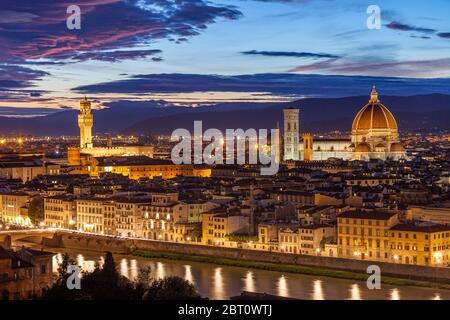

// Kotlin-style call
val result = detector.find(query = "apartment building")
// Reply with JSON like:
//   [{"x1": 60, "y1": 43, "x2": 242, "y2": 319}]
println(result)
[
  {"x1": 76, "y1": 198, "x2": 105, "y2": 233},
  {"x1": 278, "y1": 224, "x2": 335, "y2": 255},
  {"x1": 201, "y1": 211, "x2": 250, "y2": 245},
  {"x1": 337, "y1": 211, "x2": 399, "y2": 261},
  {"x1": 389, "y1": 223, "x2": 450, "y2": 266},
  {"x1": 44, "y1": 195, "x2": 76, "y2": 229},
  {"x1": 103, "y1": 201, "x2": 116, "y2": 235},
  {"x1": 115, "y1": 199, "x2": 149, "y2": 238},
  {"x1": 0, "y1": 192, "x2": 31, "y2": 226}
]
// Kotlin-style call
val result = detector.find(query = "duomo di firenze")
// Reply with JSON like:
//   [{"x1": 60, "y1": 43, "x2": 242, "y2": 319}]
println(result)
[{"x1": 284, "y1": 86, "x2": 406, "y2": 162}]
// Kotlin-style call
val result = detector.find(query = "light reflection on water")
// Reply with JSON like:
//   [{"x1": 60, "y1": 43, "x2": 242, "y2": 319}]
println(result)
[
  {"x1": 156, "y1": 262, "x2": 165, "y2": 279},
  {"x1": 277, "y1": 275, "x2": 289, "y2": 297},
  {"x1": 184, "y1": 265, "x2": 194, "y2": 285},
  {"x1": 390, "y1": 288, "x2": 401, "y2": 300},
  {"x1": 52, "y1": 252, "x2": 450, "y2": 300},
  {"x1": 243, "y1": 271, "x2": 255, "y2": 293},
  {"x1": 213, "y1": 267, "x2": 225, "y2": 300},
  {"x1": 349, "y1": 284, "x2": 361, "y2": 300},
  {"x1": 130, "y1": 260, "x2": 138, "y2": 280},
  {"x1": 312, "y1": 280, "x2": 324, "y2": 300},
  {"x1": 433, "y1": 294, "x2": 441, "y2": 300}
]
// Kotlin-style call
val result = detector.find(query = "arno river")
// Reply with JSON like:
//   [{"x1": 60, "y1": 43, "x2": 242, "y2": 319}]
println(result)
[{"x1": 48, "y1": 248, "x2": 450, "y2": 300}]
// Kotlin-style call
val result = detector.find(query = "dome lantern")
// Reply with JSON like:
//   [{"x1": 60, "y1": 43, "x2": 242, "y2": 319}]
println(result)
[{"x1": 370, "y1": 85, "x2": 379, "y2": 103}]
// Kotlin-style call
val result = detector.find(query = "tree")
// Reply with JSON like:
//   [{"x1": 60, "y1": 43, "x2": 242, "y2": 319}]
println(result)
[
  {"x1": 42, "y1": 253, "x2": 203, "y2": 300},
  {"x1": 28, "y1": 196, "x2": 44, "y2": 225},
  {"x1": 80, "y1": 251, "x2": 140, "y2": 300},
  {"x1": 42, "y1": 253, "x2": 81, "y2": 300},
  {"x1": 137, "y1": 266, "x2": 152, "y2": 290},
  {"x1": 143, "y1": 276, "x2": 203, "y2": 300}
]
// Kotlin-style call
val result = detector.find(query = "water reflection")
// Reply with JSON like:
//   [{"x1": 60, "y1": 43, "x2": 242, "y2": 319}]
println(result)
[
  {"x1": 312, "y1": 280, "x2": 324, "y2": 300},
  {"x1": 213, "y1": 267, "x2": 225, "y2": 300},
  {"x1": 120, "y1": 258, "x2": 128, "y2": 278},
  {"x1": 349, "y1": 284, "x2": 361, "y2": 300},
  {"x1": 52, "y1": 253, "x2": 63, "y2": 273},
  {"x1": 243, "y1": 271, "x2": 255, "y2": 293},
  {"x1": 390, "y1": 288, "x2": 400, "y2": 300},
  {"x1": 77, "y1": 253, "x2": 95, "y2": 272},
  {"x1": 49, "y1": 251, "x2": 450, "y2": 300},
  {"x1": 277, "y1": 275, "x2": 289, "y2": 297},
  {"x1": 156, "y1": 262, "x2": 165, "y2": 279},
  {"x1": 432, "y1": 294, "x2": 441, "y2": 300},
  {"x1": 77, "y1": 254, "x2": 84, "y2": 267},
  {"x1": 99, "y1": 256, "x2": 105, "y2": 268},
  {"x1": 130, "y1": 259, "x2": 138, "y2": 281},
  {"x1": 184, "y1": 265, "x2": 194, "y2": 285}
]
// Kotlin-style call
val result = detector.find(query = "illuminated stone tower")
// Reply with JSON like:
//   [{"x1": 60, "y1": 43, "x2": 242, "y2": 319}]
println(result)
[
  {"x1": 78, "y1": 97, "x2": 93, "y2": 149},
  {"x1": 283, "y1": 108, "x2": 300, "y2": 161},
  {"x1": 303, "y1": 133, "x2": 314, "y2": 161}
]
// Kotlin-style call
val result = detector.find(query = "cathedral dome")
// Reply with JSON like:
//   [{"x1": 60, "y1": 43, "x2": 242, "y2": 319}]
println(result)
[
  {"x1": 390, "y1": 143, "x2": 405, "y2": 152},
  {"x1": 352, "y1": 87, "x2": 398, "y2": 132},
  {"x1": 355, "y1": 143, "x2": 371, "y2": 152}
]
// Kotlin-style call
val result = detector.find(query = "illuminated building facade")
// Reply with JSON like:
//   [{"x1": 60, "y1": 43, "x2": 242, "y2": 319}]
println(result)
[
  {"x1": 68, "y1": 98, "x2": 154, "y2": 166},
  {"x1": 88, "y1": 156, "x2": 211, "y2": 180},
  {"x1": 389, "y1": 223, "x2": 450, "y2": 266},
  {"x1": 293, "y1": 87, "x2": 406, "y2": 161},
  {"x1": 201, "y1": 211, "x2": 250, "y2": 246},
  {"x1": 75, "y1": 199, "x2": 104, "y2": 233},
  {"x1": 337, "y1": 211, "x2": 449, "y2": 266},
  {"x1": 337, "y1": 211, "x2": 399, "y2": 261},
  {"x1": 43, "y1": 195, "x2": 76, "y2": 229},
  {"x1": 351, "y1": 87, "x2": 406, "y2": 161},
  {"x1": 0, "y1": 192, "x2": 31, "y2": 226},
  {"x1": 78, "y1": 97, "x2": 93, "y2": 149},
  {"x1": 283, "y1": 108, "x2": 300, "y2": 161}
]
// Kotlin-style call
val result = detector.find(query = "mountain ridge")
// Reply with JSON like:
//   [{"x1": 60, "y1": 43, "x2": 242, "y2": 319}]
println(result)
[{"x1": 1, "y1": 94, "x2": 449, "y2": 135}]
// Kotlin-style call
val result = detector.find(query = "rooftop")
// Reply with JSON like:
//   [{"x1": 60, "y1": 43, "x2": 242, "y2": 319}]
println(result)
[
  {"x1": 338, "y1": 211, "x2": 398, "y2": 220},
  {"x1": 390, "y1": 222, "x2": 450, "y2": 233}
]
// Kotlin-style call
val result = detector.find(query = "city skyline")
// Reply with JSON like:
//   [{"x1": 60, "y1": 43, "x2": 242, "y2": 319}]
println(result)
[{"x1": 1, "y1": 0, "x2": 450, "y2": 304}]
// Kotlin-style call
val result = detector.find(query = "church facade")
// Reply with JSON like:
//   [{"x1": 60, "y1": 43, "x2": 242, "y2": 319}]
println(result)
[{"x1": 285, "y1": 87, "x2": 406, "y2": 162}]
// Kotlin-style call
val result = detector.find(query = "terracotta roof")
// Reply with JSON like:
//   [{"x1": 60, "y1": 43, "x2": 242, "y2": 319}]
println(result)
[
  {"x1": 352, "y1": 88, "x2": 398, "y2": 132},
  {"x1": 338, "y1": 211, "x2": 397, "y2": 220},
  {"x1": 390, "y1": 223, "x2": 450, "y2": 233}
]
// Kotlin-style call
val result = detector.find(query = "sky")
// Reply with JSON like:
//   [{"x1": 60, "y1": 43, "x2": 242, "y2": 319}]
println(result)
[{"x1": 0, "y1": 0, "x2": 450, "y2": 115}]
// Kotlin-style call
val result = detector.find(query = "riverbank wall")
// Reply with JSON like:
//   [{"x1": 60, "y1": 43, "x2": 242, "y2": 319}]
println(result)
[{"x1": 39, "y1": 231, "x2": 450, "y2": 284}]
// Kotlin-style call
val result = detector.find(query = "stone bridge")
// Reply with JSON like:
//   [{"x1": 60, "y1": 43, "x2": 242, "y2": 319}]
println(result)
[{"x1": 0, "y1": 229, "x2": 57, "y2": 248}]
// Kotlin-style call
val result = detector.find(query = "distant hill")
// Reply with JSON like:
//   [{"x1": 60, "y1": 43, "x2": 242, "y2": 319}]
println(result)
[
  {"x1": 1, "y1": 94, "x2": 449, "y2": 135},
  {"x1": 123, "y1": 94, "x2": 450, "y2": 134}
]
